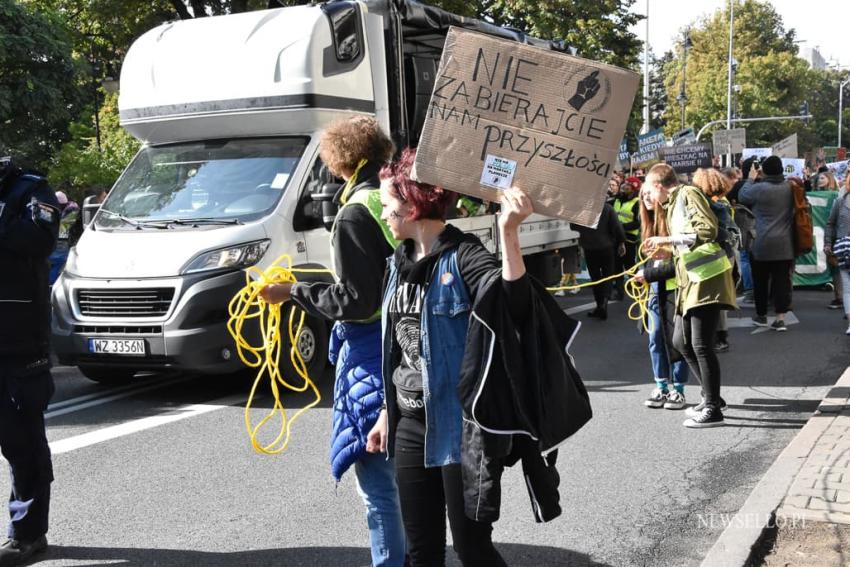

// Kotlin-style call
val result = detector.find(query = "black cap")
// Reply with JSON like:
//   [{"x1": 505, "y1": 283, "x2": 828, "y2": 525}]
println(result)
[{"x1": 761, "y1": 155, "x2": 783, "y2": 176}]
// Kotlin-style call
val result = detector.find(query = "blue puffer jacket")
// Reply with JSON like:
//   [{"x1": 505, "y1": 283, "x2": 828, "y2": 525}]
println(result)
[{"x1": 328, "y1": 320, "x2": 385, "y2": 481}]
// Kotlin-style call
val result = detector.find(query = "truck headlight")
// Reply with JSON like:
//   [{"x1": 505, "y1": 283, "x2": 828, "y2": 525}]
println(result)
[
  {"x1": 182, "y1": 240, "x2": 270, "y2": 274},
  {"x1": 63, "y1": 248, "x2": 79, "y2": 276}
]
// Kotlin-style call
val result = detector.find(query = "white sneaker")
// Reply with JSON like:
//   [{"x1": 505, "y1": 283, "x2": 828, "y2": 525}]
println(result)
[
  {"x1": 569, "y1": 288, "x2": 580, "y2": 295},
  {"x1": 845, "y1": 325, "x2": 850, "y2": 335},
  {"x1": 663, "y1": 390, "x2": 686, "y2": 410},
  {"x1": 554, "y1": 290, "x2": 566, "y2": 297}
]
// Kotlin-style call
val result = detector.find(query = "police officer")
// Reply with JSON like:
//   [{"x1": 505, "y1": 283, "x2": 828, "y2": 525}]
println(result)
[{"x1": 0, "y1": 157, "x2": 59, "y2": 566}]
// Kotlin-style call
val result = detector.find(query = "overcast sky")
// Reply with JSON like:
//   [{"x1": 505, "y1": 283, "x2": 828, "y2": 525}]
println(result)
[{"x1": 627, "y1": 0, "x2": 848, "y2": 69}]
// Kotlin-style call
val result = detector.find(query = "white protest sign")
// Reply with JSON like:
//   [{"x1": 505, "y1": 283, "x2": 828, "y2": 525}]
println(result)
[
  {"x1": 827, "y1": 160, "x2": 849, "y2": 184},
  {"x1": 781, "y1": 158, "x2": 805, "y2": 179},
  {"x1": 741, "y1": 148, "x2": 773, "y2": 161}
]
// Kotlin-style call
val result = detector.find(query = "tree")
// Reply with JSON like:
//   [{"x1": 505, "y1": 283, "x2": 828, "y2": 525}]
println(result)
[
  {"x1": 48, "y1": 92, "x2": 141, "y2": 201},
  {"x1": 0, "y1": 0, "x2": 86, "y2": 169},
  {"x1": 661, "y1": 0, "x2": 815, "y2": 148}
]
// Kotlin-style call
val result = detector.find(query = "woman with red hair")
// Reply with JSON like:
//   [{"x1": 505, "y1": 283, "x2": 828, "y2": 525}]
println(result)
[{"x1": 367, "y1": 147, "x2": 534, "y2": 566}]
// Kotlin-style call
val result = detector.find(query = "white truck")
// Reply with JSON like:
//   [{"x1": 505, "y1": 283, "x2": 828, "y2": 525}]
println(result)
[{"x1": 51, "y1": 0, "x2": 579, "y2": 383}]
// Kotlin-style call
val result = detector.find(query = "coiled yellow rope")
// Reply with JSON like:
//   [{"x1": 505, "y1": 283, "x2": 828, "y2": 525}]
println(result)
[
  {"x1": 227, "y1": 255, "x2": 332, "y2": 455},
  {"x1": 546, "y1": 250, "x2": 659, "y2": 333}
]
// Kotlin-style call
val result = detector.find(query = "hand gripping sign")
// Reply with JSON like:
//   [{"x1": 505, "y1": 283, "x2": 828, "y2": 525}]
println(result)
[{"x1": 412, "y1": 27, "x2": 639, "y2": 227}]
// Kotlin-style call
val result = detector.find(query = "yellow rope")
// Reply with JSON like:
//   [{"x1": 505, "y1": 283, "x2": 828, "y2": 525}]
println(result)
[
  {"x1": 547, "y1": 249, "x2": 666, "y2": 333},
  {"x1": 226, "y1": 255, "x2": 333, "y2": 455}
]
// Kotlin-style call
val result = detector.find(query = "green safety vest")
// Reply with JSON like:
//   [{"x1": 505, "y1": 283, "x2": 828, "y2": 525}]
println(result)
[
  {"x1": 614, "y1": 197, "x2": 640, "y2": 242},
  {"x1": 671, "y1": 186, "x2": 732, "y2": 284},
  {"x1": 330, "y1": 185, "x2": 398, "y2": 324}
]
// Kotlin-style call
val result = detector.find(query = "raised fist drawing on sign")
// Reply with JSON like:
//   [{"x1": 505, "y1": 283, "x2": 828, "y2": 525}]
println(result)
[{"x1": 568, "y1": 70, "x2": 601, "y2": 111}]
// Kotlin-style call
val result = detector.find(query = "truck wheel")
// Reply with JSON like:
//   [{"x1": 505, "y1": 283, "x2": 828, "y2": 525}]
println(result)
[
  {"x1": 278, "y1": 306, "x2": 329, "y2": 381},
  {"x1": 78, "y1": 365, "x2": 137, "y2": 384}
]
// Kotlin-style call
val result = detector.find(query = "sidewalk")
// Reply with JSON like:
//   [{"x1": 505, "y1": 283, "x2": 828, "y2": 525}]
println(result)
[{"x1": 700, "y1": 366, "x2": 850, "y2": 567}]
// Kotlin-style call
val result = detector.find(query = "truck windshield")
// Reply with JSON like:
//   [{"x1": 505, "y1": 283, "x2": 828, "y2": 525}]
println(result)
[{"x1": 95, "y1": 137, "x2": 307, "y2": 229}]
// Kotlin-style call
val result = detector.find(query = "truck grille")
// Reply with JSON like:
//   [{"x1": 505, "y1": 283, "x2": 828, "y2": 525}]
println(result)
[{"x1": 76, "y1": 288, "x2": 175, "y2": 318}]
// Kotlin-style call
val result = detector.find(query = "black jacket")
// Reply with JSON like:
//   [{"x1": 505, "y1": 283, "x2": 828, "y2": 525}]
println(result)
[
  {"x1": 457, "y1": 274, "x2": 592, "y2": 523},
  {"x1": 290, "y1": 163, "x2": 394, "y2": 322},
  {"x1": 570, "y1": 203, "x2": 625, "y2": 251},
  {"x1": 0, "y1": 171, "x2": 59, "y2": 360}
]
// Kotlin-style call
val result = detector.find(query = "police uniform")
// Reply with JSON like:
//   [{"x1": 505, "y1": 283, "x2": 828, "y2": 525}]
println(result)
[{"x1": 0, "y1": 165, "x2": 59, "y2": 556}]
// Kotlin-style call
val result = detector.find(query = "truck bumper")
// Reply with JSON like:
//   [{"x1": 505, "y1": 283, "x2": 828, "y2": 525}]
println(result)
[{"x1": 51, "y1": 270, "x2": 250, "y2": 375}]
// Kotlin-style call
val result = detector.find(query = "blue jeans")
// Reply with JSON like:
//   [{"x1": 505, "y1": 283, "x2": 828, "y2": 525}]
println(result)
[
  {"x1": 739, "y1": 249, "x2": 753, "y2": 291},
  {"x1": 354, "y1": 452, "x2": 407, "y2": 567},
  {"x1": 648, "y1": 284, "x2": 688, "y2": 386}
]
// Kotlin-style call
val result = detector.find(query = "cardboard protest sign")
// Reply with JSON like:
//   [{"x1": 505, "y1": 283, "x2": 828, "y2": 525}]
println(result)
[
  {"x1": 632, "y1": 129, "x2": 666, "y2": 165},
  {"x1": 412, "y1": 27, "x2": 640, "y2": 226},
  {"x1": 712, "y1": 128, "x2": 746, "y2": 155},
  {"x1": 659, "y1": 143, "x2": 713, "y2": 174},
  {"x1": 781, "y1": 158, "x2": 805, "y2": 179},
  {"x1": 771, "y1": 133, "x2": 798, "y2": 159}
]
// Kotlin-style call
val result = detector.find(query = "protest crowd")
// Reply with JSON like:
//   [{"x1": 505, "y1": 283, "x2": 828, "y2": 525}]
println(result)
[{"x1": 2, "y1": 1, "x2": 850, "y2": 565}]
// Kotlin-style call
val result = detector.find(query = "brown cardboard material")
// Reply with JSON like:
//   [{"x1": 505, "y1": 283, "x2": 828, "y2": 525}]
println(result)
[{"x1": 412, "y1": 27, "x2": 640, "y2": 226}]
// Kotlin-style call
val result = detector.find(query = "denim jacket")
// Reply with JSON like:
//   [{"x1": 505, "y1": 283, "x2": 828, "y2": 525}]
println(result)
[{"x1": 382, "y1": 248, "x2": 470, "y2": 467}]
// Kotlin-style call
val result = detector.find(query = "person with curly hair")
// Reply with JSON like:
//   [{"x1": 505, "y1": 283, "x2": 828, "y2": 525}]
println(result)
[
  {"x1": 693, "y1": 168, "x2": 739, "y2": 352},
  {"x1": 260, "y1": 116, "x2": 406, "y2": 567}
]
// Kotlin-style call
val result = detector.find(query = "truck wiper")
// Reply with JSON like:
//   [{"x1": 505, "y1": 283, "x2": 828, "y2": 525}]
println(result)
[
  {"x1": 98, "y1": 209, "x2": 170, "y2": 230},
  {"x1": 145, "y1": 217, "x2": 244, "y2": 227}
]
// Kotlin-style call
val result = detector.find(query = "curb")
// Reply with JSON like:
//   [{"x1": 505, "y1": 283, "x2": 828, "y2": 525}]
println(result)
[{"x1": 699, "y1": 366, "x2": 850, "y2": 567}]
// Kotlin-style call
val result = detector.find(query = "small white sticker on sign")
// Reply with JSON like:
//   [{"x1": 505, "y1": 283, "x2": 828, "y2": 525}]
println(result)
[
  {"x1": 480, "y1": 155, "x2": 517, "y2": 190},
  {"x1": 270, "y1": 173, "x2": 289, "y2": 190}
]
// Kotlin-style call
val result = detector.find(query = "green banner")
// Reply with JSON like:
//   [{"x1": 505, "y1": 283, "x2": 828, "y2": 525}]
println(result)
[{"x1": 794, "y1": 190, "x2": 838, "y2": 287}]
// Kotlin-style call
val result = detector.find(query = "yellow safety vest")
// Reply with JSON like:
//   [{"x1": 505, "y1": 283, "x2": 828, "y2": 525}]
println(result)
[
  {"x1": 614, "y1": 197, "x2": 640, "y2": 242},
  {"x1": 670, "y1": 186, "x2": 732, "y2": 284}
]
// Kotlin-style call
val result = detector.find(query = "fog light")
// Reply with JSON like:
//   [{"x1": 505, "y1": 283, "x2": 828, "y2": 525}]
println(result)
[{"x1": 221, "y1": 347, "x2": 232, "y2": 361}]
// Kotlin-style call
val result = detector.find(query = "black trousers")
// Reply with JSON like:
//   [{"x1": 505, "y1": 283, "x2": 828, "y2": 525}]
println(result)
[
  {"x1": 751, "y1": 259, "x2": 793, "y2": 316},
  {"x1": 673, "y1": 305, "x2": 722, "y2": 408},
  {"x1": 0, "y1": 364, "x2": 54, "y2": 541},
  {"x1": 583, "y1": 247, "x2": 615, "y2": 309},
  {"x1": 613, "y1": 241, "x2": 638, "y2": 292},
  {"x1": 394, "y1": 417, "x2": 506, "y2": 567}
]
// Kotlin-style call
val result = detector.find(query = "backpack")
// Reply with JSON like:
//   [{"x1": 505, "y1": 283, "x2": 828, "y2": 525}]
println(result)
[
  {"x1": 708, "y1": 198, "x2": 740, "y2": 258},
  {"x1": 732, "y1": 203, "x2": 756, "y2": 251},
  {"x1": 790, "y1": 181, "x2": 814, "y2": 257}
]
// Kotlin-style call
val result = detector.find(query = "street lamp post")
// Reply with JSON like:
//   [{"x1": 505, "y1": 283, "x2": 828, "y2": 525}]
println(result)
[
  {"x1": 840, "y1": 78, "x2": 850, "y2": 148},
  {"x1": 678, "y1": 32, "x2": 692, "y2": 130}
]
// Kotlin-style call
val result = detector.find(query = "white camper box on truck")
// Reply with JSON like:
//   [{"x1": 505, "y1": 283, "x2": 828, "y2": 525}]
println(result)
[{"x1": 51, "y1": 0, "x2": 579, "y2": 383}]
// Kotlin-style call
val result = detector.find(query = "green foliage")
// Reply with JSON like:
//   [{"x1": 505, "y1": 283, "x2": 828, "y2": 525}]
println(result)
[
  {"x1": 48, "y1": 93, "x2": 141, "y2": 200},
  {"x1": 659, "y1": 0, "x2": 841, "y2": 151},
  {"x1": 0, "y1": 0, "x2": 86, "y2": 169}
]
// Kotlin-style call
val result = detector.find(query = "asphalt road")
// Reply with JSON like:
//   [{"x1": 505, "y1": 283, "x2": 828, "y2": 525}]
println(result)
[{"x1": 4, "y1": 288, "x2": 847, "y2": 567}]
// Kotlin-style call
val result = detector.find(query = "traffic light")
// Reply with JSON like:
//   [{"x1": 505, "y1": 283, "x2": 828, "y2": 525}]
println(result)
[{"x1": 800, "y1": 100, "x2": 810, "y2": 125}]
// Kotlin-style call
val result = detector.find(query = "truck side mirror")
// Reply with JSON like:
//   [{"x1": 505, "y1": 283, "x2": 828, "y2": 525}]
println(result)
[{"x1": 311, "y1": 182, "x2": 341, "y2": 231}]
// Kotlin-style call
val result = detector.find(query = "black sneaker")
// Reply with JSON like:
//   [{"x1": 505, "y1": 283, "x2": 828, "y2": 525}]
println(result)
[
  {"x1": 686, "y1": 397, "x2": 727, "y2": 417},
  {"x1": 771, "y1": 319, "x2": 787, "y2": 332},
  {"x1": 751, "y1": 315, "x2": 768, "y2": 327},
  {"x1": 683, "y1": 406, "x2": 724, "y2": 428},
  {"x1": 829, "y1": 299, "x2": 843, "y2": 310},
  {"x1": 0, "y1": 536, "x2": 48, "y2": 566},
  {"x1": 587, "y1": 308, "x2": 607, "y2": 320},
  {"x1": 714, "y1": 340, "x2": 730, "y2": 353}
]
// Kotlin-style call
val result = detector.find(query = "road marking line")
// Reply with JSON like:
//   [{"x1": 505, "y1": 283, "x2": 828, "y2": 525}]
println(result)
[
  {"x1": 564, "y1": 300, "x2": 620, "y2": 316},
  {"x1": 49, "y1": 394, "x2": 245, "y2": 455},
  {"x1": 47, "y1": 375, "x2": 191, "y2": 418}
]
